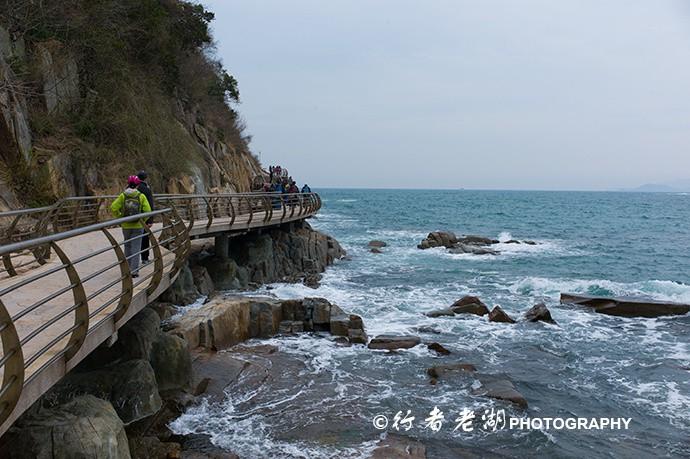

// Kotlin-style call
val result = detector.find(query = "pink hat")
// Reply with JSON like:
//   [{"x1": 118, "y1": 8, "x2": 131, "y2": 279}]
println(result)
[{"x1": 128, "y1": 175, "x2": 141, "y2": 186}]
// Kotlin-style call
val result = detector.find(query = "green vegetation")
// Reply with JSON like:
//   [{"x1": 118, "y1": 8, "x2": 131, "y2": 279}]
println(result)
[{"x1": 0, "y1": 0, "x2": 253, "y2": 203}]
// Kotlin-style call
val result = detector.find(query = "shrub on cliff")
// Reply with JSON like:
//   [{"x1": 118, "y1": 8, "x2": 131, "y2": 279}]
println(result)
[{"x1": 0, "y1": 0, "x2": 257, "y2": 203}]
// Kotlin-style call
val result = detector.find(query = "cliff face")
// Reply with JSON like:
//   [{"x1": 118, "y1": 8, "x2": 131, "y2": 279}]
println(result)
[{"x1": 0, "y1": 1, "x2": 265, "y2": 209}]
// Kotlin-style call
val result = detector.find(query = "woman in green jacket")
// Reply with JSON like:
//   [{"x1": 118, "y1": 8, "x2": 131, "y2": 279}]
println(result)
[{"x1": 110, "y1": 176, "x2": 152, "y2": 277}]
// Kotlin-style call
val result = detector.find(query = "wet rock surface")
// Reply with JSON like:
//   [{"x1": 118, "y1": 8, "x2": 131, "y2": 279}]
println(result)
[
  {"x1": 418, "y1": 231, "x2": 539, "y2": 256},
  {"x1": 473, "y1": 374, "x2": 528, "y2": 408},
  {"x1": 368, "y1": 335, "x2": 422, "y2": 350},
  {"x1": 370, "y1": 434, "x2": 427, "y2": 459},
  {"x1": 524, "y1": 303, "x2": 556, "y2": 324},
  {"x1": 561, "y1": 293, "x2": 690, "y2": 318},
  {"x1": 488, "y1": 306, "x2": 516, "y2": 324}
]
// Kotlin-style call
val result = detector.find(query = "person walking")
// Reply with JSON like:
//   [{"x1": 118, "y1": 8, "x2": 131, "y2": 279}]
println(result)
[
  {"x1": 136, "y1": 170, "x2": 154, "y2": 264},
  {"x1": 110, "y1": 176, "x2": 152, "y2": 278}
]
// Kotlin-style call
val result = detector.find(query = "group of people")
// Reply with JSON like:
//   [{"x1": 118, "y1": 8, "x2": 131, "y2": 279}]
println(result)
[
  {"x1": 110, "y1": 171, "x2": 154, "y2": 278},
  {"x1": 111, "y1": 166, "x2": 313, "y2": 278},
  {"x1": 260, "y1": 165, "x2": 311, "y2": 194}
]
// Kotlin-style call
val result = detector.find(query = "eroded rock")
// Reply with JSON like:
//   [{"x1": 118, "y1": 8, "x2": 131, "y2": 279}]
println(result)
[
  {"x1": 426, "y1": 342, "x2": 452, "y2": 355},
  {"x1": 488, "y1": 306, "x2": 516, "y2": 324},
  {"x1": 3, "y1": 395, "x2": 130, "y2": 459},
  {"x1": 473, "y1": 374, "x2": 528, "y2": 408},
  {"x1": 368, "y1": 335, "x2": 421, "y2": 350},
  {"x1": 524, "y1": 303, "x2": 556, "y2": 324}
]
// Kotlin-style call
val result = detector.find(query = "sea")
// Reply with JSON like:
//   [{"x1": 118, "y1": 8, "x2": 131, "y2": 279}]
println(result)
[{"x1": 170, "y1": 189, "x2": 690, "y2": 458}]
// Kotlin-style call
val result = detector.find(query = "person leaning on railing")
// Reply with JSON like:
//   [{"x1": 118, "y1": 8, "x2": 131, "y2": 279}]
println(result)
[{"x1": 109, "y1": 176, "x2": 152, "y2": 278}]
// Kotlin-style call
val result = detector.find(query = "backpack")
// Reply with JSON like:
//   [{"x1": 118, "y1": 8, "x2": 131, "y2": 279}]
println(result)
[{"x1": 123, "y1": 191, "x2": 142, "y2": 217}]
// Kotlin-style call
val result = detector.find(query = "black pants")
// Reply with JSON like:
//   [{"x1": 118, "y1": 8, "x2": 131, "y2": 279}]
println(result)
[{"x1": 141, "y1": 227, "x2": 150, "y2": 261}]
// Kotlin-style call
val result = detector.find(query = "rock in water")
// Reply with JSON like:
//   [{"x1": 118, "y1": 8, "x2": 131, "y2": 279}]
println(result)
[
  {"x1": 456, "y1": 235, "x2": 499, "y2": 245},
  {"x1": 450, "y1": 296, "x2": 490, "y2": 316},
  {"x1": 370, "y1": 247, "x2": 383, "y2": 254},
  {"x1": 425, "y1": 307, "x2": 456, "y2": 318},
  {"x1": 473, "y1": 374, "x2": 528, "y2": 408},
  {"x1": 426, "y1": 363, "x2": 477, "y2": 382},
  {"x1": 3, "y1": 395, "x2": 130, "y2": 459},
  {"x1": 370, "y1": 434, "x2": 427, "y2": 459},
  {"x1": 426, "y1": 342, "x2": 452, "y2": 355},
  {"x1": 417, "y1": 231, "x2": 458, "y2": 249},
  {"x1": 448, "y1": 244, "x2": 499, "y2": 255},
  {"x1": 524, "y1": 303, "x2": 556, "y2": 324},
  {"x1": 368, "y1": 335, "x2": 421, "y2": 350},
  {"x1": 488, "y1": 306, "x2": 516, "y2": 324},
  {"x1": 368, "y1": 240, "x2": 388, "y2": 248}
]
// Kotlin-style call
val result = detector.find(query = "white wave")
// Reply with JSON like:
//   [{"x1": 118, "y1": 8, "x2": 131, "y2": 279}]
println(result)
[
  {"x1": 498, "y1": 231, "x2": 512, "y2": 242},
  {"x1": 336, "y1": 199, "x2": 358, "y2": 202},
  {"x1": 169, "y1": 295, "x2": 208, "y2": 321},
  {"x1": 508, "y1": 277, "x2": 690, "y2": 303}
]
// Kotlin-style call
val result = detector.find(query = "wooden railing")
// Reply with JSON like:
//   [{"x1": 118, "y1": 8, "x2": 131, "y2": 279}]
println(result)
[{"x1": 0, "y1": 192, "x2": 321, "y2": 434}]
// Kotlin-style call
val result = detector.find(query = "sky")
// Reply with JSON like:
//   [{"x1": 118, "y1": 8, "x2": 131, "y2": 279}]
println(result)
[{"x1": 203, "y1": 0, "x2": 690, "y2": 190}]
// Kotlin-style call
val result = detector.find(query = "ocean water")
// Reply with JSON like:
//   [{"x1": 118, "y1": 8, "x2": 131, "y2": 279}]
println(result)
[{"x1": 171, "y1": 189, "x2": 690, "y2": 458}]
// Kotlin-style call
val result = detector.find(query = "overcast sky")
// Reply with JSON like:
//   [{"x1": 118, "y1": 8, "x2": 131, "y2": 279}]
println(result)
[{"x1": 203, "y1": 0, "x2": 690, "y2": 190}]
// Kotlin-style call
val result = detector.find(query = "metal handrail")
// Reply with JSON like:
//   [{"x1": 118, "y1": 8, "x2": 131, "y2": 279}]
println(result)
[{"x1": 0, "y1": 191, "x2": 321, "y2": 433}]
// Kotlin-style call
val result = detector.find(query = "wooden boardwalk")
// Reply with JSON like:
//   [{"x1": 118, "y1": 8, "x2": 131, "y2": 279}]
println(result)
[{"x1": 0, "y1": 193, "x2": 320, "y2": 435}]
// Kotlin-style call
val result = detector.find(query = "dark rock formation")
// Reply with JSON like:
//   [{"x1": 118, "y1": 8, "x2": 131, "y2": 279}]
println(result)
[
  {"x1": 1, "y1": 395, "x2": 130, "y2": 459},
  {"x1": 368, "y1": 240, "x2": 388, "y2": 248},
  {"x1": 370, "y1": 247, "x2": 383, "y2": 254},
  {"x1": 417, "y1": 231, "x2": 458, "y2": 249},
  {"x1": 427, "y1": 363, "x2": 477, "y2": 383},
  {"x1": 128, "y1": 436, "x2": 181, "y2": 459},
  {"x1": 368, "y1": 335, "x2": 421, "y2": 350},
  {"x1": 196, "y1": 220, "x2": 345, "y2": 292},
  {"x1": 524, "y1": 303, "x2": 556, "y2": 324},
  {"x1": 149, "y1": 333, "x2": 193, "y2": 392},
  {"x1": 370, "y1": 434, "x2": 427, "y2": 459},
  {"x1": 561, "y1": 293, "x2": 690, "y2": 318},
  {"x1": 47, "y1": 359, "x2": 162, "y2": 424},
  {"x1": 426, "y1": 342, "x2": 452, "y2": 355},
  {"x1": 448, "y1": 244, "x2": 499, "y2": 255},
  {"x1": 425, "y1": 307, "x2": 455, "y2": 318},
  {"x1": 488, "y1": 306, "x2": 516, "y2": 324},
  {"x1": 451, "y1": 295, "x2": 490, "y2": 315},
  {"x1": 473, "y1": 374, "x2": 528, "y2": 408}
]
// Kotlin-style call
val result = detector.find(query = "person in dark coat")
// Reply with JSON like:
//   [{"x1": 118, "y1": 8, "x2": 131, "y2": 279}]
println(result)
[{"x1": 136, "y1": 170, "x2": 154, "y2": 264}]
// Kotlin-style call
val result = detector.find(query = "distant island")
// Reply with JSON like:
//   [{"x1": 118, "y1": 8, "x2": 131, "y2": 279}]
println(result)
[{"x1": 619, "y1": 179, "x2": 690, "y2": 193}]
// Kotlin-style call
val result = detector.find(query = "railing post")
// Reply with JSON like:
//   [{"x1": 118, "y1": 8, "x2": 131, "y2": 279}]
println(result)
[
  {"x1": 50, "y1": 242, "x2": 89, "y2": 361},
  {"x1": 0, "y1": 299, "x2": 24, "y2": 426},
  {"x1": 227, "y1": 197, "x2": 236, "y2": 227},
  {"x1": 100, "y1": 228, "x2": 133, "y2": 323}
]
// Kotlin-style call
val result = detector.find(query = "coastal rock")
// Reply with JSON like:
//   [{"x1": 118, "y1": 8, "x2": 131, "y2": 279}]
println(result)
[
  {"x1": 448, "y1": 244, "x2": 499, "y2": 256},
  {"x1": 160, "y1": 263, "x2": 199, "y2": 305},
  {"x1": 425, "y1": 307, "x2": 455, "y2": 318},
  {"x1": 524, "y1": 303, "x2": 556, "y2": 324},
  {"x1": 173, "y1": 297, "x2": 252, "y2": 350},
  {"x1": 128, "y1": 436, "x2": 181, "y2": 459},
  {"x1": 368, "y1": 240, "x2": 388, "y2": 248},
  {"x1": 473, "y1": 374, "x2": 528, "y2": 408},
  {"x1": 368, "y1": 335, "x2": 421, "y2": 350},
  {"x1": 560, "y1": 293, "x2": 690, "y2": 318},
  {"x1": 523, "y1": 240, "x2": 537, "y2": 245},
  {"x1": 176, "y1": 433, "x2": 239, "y2": 459},
  {"x1": 370, "y1": 434, "x2": 427, "y2": 459},
  {"x1": 191, "y1": 265, "x2": 215, "y2": 297},
  {"x1": 451, "y1": 296, "x2": 490, "y2": 316},
  {"x1": 417, "y1": 231, "x2": 458, "y2": 249},
  {"x1": 3, "y1": 395, "x2": 130, "y2": 459},
  {"x1": 348, "y1": 328, "x2": 368, "y2": 344},
  {"x1": 149, "y1": 333, "x2": 193, "y2": 392},
  {"x1": 504, "y1": 239, "x2": 520, "y2": 244},
  {"x1": 427, "y1": 363, "x2": 477, "y2": 382},
  {"x1": 48, "y1": 359, "x2": 162, "y2": 424},
  {"x1": 457, "y1": 235, "x2": 499, "y2": 245},
  {"x1": 370, "y1": 247, "x2": 383, "y2": 254},
  {"x1": 426, "y1": 342, "x2": 452, "y2": 355},
  {"x1": 488, "y1": 306, "x2": 516, "y2": 324}
]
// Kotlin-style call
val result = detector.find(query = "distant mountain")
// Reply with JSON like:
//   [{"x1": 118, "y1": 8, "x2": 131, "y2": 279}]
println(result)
[
  {"x1": 629, "y1": 183, "x2": 678, "y2": 193},
  {"x1": 619, "y1": 180, "x2": 690, "y2": 193}
]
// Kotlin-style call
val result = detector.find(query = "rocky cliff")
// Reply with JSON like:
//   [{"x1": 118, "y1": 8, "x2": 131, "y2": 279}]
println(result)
[{"x1": 0, "y1": 1, "x2": 265, "y2": 209}]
